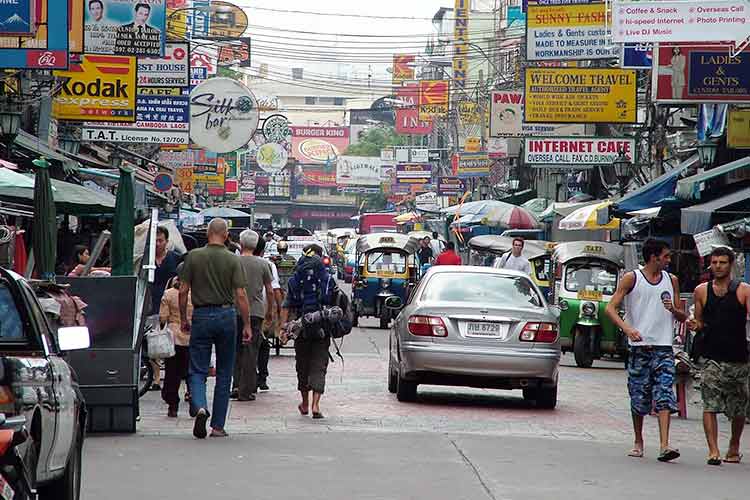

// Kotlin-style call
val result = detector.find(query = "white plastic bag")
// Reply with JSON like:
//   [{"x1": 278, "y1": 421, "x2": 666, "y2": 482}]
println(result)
[{"x1": 147, "y1": 325, "x2": 175, "y2": 359}]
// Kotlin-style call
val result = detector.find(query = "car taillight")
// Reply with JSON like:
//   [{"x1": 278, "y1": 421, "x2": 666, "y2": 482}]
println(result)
[
  {"x1": 408, "y1": 315, "x2": 448, "y2": 337},
  {"x1": 322, "y1": 257, "x2": 331, "y2": 266},
  {"x1": 520, "y1": 322, "x2": 558, "y2": 343}
]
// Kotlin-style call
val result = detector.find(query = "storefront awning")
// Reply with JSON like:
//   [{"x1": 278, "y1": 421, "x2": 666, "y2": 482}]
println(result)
[
  {"x1": 14, "y1": 130, "x2": 77, "y2": 171},
  {"x1": 0, "y1": 175, "x2": 116, "y2": 215},
  {"x1": 616, "y1": 155, "x2": 697, "y2": 213},
  {"x1": 675, "y1": 156, "x2": 750, "y2": 201},
  {"x1": 681, "y1": 185, "x2": 750, "y2": 234}
]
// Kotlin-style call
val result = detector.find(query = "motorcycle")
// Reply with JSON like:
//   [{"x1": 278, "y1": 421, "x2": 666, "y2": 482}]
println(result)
[{"x1": 0, "y1": 412, "x2": 35, "y2": 500}]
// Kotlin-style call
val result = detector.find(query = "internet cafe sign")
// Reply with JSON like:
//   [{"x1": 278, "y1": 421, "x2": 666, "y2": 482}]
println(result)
[
  {"x1": 189, "y1": 77, "x2": 259, "y2": 153},
  {"x1": 524, "y1": 137, "x2": 635, "y2": 165}
]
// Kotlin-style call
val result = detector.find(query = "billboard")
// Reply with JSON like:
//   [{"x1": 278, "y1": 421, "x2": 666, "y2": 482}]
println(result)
[
  {"x1": 395, "y1": 84, "x2": 433, "y2": 135},
  {"x1": 728, "y1": 109, "x2": 750, "y2": 149},
  {"x1": 0, "y1": 0, "x2": 34, "y2": 36},
  {"x1": 396, "y1": 163, "x2": 432, "y2": 180},
  {"x1": 166, "y1": 0, "x2": 188, "y2": 41},
  {"x1": 527, "y1": 2, "x2": 616, "y2": 61},
  {"x1": 490, "y1": 91, "x2": 587, "y2": 136},
  {"x1": 653, "y1": 44, "x2": 750, "y2": 104},
  {"x1": 418, "y1": 80, "x2": 449, "y2": 121},
  {"x1": 438, "y1": 176, "x2": 466, "y2": 196},
  {"x1": 0, "y1": 0, "x2": 68, "y2": 69},
  {"x1": 524, "y1": 137, "x2": 635, "y2": 165},
  {"x1": 336, "y1": 156, "x2": 382, "y2": 186},
  {"x1": 392, "y1": 54, "x2": 415, "y2": 86},
  {"x1": 85, "y1": 0, "x2": 167, "y2": 57},
  {"x1": 191, "y1": 0, "x2": 210, "y2": 37},
  {"x1": 525, "y1": 68, "x2": 637, "y2": 123},
  {"x1": 82, "y1": 87, "x2": 189, "y2": 144},
  {"x1": 175, "y1": 166, "x2": 193, "y2": 193},
  {"x1": 70, "y1": 0, "x2": 84, "y2": 53},
  {"x1": 209, "y1": 1, "x2": 248, "y2": 37},
  {"x1": 137, "y1": 42, "x2": 189, "y2": 87},
  {"x1": 621, "y1": 43, "x2": 653, "y2": 69},
  {"x1": 52, "y1": 55, "x2": 136, "y2": 122},
  {"x1": 453, "y1": 0, "x2": 469, "y2": 91},
  {"x1": 290, "y1": 126, "x2": 350, "y2": 164},
  {"x1": 456, "y1": 153, "x2": 490, "y2": 178}
]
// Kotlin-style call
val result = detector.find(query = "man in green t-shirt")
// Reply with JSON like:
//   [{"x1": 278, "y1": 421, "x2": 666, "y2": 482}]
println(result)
[{"x1": 179, "y1": 218, "x2": 251, "y2": 439}]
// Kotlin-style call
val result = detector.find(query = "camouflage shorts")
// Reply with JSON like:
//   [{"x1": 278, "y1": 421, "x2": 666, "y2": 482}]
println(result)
[
  {"x1": 701, "y1": 361, "x2": 750, "y2": 419},
  {"x1": 627, "y1": 347, "x2": 677, "y2": 416}
]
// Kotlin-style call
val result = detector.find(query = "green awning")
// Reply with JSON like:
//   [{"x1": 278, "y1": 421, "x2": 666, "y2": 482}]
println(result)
[
  {"x1": 675, "y1": 156, "x2": 750, "y2": 201},
  {"x1": 0, "y1": 175, "x2": 116, "y2": 214},
  {"x1": 14, "y1": 130, "x2": 77, "y2": 171}
]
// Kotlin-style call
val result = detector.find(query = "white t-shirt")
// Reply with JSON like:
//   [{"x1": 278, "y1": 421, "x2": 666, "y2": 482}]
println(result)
[
  {"x1": 496, "y1": 253, "x2": 531, "y2": 275},
  {"x1": 262, "y1": 258, "x2": 281, "y2": 308}
]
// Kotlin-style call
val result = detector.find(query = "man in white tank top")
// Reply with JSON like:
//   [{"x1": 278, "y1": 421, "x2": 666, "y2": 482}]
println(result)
[{"x1": 606, "y1": 239, "x2": 687, "y2": 462}]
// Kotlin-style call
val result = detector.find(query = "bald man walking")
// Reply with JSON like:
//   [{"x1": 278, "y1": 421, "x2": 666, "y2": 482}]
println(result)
[{"x1": 179, "y1": 218, "x2": 252, "y2": 438}]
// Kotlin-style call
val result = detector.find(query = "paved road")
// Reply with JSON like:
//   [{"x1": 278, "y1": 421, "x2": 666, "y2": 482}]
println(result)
[{"x1": 83, "y1": 287, "x2": 749, "y2": 498}]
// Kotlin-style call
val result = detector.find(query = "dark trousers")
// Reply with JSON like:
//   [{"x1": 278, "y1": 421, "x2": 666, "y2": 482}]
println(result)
[
  {"x1": 162, "y1": 345, "x2": 190, "y2": 409},
  {"x1": 295, "y1": 336, "x2": 331, "y2": 394},
  {"x1": 258, "y1": 336, "x2": 270, "y2": 385},
  {"x1": 233, "y1": 316, "x2": 263, "y2": 399}
]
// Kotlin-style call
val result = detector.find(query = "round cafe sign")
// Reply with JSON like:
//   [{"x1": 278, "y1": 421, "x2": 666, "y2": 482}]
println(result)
[
  {"x1": 189, "y1": 77, "x2": 259, "y2": 153},
  {"x1": 256, "y1": 142, "x2": 289, "y2": 171},
  {"x1": 262, "y1": 114, "x2": 291, "y2": 144}
]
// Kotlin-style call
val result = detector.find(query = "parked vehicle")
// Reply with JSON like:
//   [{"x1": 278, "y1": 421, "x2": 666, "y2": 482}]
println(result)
[
  {"x1": 388, "y1": 266, "x2": 560, "y2": 408},
  {"x1": 358, "y1": 213, "x2": 398, "y2": 235},
  {"x1": 352, "y1": 233, "x2": 420, "y2": 329},
  {"x1": 0, "y1": 268, "x2": 90, "y2": 500},
  {"x1": 0, "y1": 411, "x2": 34, "y2": 500},
  {"x1": 467, "y1": 235, "x2": 555, "y2": 299},
  {"x1": 342, "y1": 238, "x2": 358, "y2": 283},
  {"x1": 550, "y1": 241, "x2": 627, "y2": 368}
]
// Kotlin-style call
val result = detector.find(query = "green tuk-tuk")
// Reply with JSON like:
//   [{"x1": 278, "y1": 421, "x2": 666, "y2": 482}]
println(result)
[{"x1": 550, "y1": 241, "x2": 626, "y2": 368}]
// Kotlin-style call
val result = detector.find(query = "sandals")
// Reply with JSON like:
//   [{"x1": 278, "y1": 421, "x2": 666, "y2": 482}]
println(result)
[
  {"x1": 298, "y1": 404, "x2": 309, "y2": 416},
  {"x1": 707, "y1": 456, "x2": 722, "y2": 466},
  {"x1": 724, "y1": 454, "x2": 743, "y2": 464},
  {"x1": 312, "y1": 411, "x2": 324, "y2": 419},
  {"x1": 210, "y1": 428, "x2": 229, "y2": 438},
  {"x1": 657, "y1": 448, "x2": 680, "y2": 463},
  {"x1": 627, "y1": 448, "x2": 644, "y2": 458}
]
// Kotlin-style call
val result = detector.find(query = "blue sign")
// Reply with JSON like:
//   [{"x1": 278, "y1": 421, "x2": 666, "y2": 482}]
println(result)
[
  {"x1": 0, "y1": 0, "x2": 33, "y2": 35},
  {"x1": 0, "y1": 1, "x2": 68, "y2": 69},
  {"x1": 154, "y1": 173, "x2": 173, "y2": 193},
  {"x1": 191, "y1": 0, "x2": 210, "y2": 38},
  {"x1": 621, "y1": 43, "x2": 653, "y2": 69},
  {"x1": 136, "y1": 93, "x2": 189, "y2": 124},
  {"x1": 688, "y1": 50, "x2": 750, "y2": 99}
]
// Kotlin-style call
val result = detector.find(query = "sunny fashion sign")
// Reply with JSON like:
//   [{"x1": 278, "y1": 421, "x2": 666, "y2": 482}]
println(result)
[{"x1": 290, "y1": 126, "x2": 350, "y2": 164}]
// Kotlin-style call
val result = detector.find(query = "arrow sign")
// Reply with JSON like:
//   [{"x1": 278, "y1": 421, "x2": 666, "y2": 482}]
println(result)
[{"x1": 613, "y1": 0, "x2": 750, "y2": 54}]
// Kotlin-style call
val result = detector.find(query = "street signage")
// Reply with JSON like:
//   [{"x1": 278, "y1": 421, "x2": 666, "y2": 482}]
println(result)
[
  {"x1": 612, "y1": 0, "x2": 750, "y2": 54},
  {"x1": 652, "y1": 44, "x2": 750, "y2": 103},
  {"x1": 490, "y1": 91, "x2": 588, "y2": 136},
  {"x1": 395, "y1": 84, "x2": 433, "y2": 135},
  {"x1": 453, "y1": 0, "x2": 469, "y2": 91},
  {"x1": 153, "y1": 173, "x2": 173, "y2": 192},
  {"x1": 728, "y1": 108, "x2": 750, "y2": 148},
  {"x1": 621, "y1": 43, "x2": 653, "y2": 69},
  {"x1": 85, "y1": 0, "x2": 167, "y2": 57},
  {"x1": 524, "y1": 68, "x2": 637, "y2": 123},
  {"x1": 208, "y1": 1, "x2": 248, "y2": 37},
  {"x1": 175, "y1": 167, "x2": 194, "y2": 193},
  {"x1": 255, "y1": 143, "x2": 288, "y2": 171},
  {"x1": 526, "y1": 2, "x2": 618, "y2": 61},
  {"x1": 392, "y1": 54, "x2": 415, "y2": 86},
  {"x1": 262, "y1": 114, "x2": 291, "y2": 144},
  {"x1": 337, "y1": 156, "x2": 382, "y2": 186},
  {"x1": 290, "y1": 126, "x2": 350, "y2": 164},
  {"x1": 138, "y1": 42, "x2": 190, "y2": 87},
  {"x1": 438, "y1": 176, "x2": 466, "y2": 196},
  {"x1": 0, "y1": 0, "x2": 35, "y2": 36},
  {"x1": 693, "y1": 228, "x2": 731, "y2": 257},
  {"x1": 456, "y1": 153, "x2": 490, "y2": 178},
  {"x1": 0, "y1": 0, "x2": 69, "y2": 69},
  {"x1": 410, "y1": 149, "x2": 429, "y2": 163},
  {"x1": 396, "y1": 163, "x2": 432, "y2": 179},
  {"x1": 524, "y1": 137, "x2": 636, "y2": 165},
  {"x1": 418, "y1": 80, "x2": 450, "y2": 121}
]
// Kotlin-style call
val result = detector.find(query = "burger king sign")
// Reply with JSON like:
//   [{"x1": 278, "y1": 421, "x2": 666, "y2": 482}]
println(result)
[{"x1": 290, "y1": 126, "x2": 350, "y2": 164}]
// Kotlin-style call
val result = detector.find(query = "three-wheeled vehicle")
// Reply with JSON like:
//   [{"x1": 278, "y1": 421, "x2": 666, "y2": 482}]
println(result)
[
  {"x1": 352, "y1": 233, "x2": 420, "y2": 329},
  {"x1": 550, "y1": 241, "x2": 626, "y2": 368},
  {"x1": 467, "y1": 235, "x2": 555, "y2": 299}
]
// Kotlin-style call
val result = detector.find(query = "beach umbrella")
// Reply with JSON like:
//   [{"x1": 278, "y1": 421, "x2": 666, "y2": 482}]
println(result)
[
  {"x1": 198, "y1": 206, "x2": 249, "y2": 218},
  {"x1": 110, "y1": 166, "x2": 135, "y2": 276},
  {"x1": 481, "y1": 203, "x2": 540, "y2": 229},
  {"x1": 0, "y1": 167, "x2": 35, "y2": 189},
  {"x1": 32, "y1": 158, "x2": 56, "y2": 280},
  {"x1": 558, "y1": 200, "x2": 620, "y2": 231}
]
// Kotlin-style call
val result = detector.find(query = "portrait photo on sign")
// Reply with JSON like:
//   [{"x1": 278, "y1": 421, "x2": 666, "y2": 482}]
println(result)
[{"x1": 85, "y1": 0, "x2": 166, "y2": 57}]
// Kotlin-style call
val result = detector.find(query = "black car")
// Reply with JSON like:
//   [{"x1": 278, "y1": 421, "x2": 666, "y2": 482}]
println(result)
[{"x1": 0, "y1": 268, "x2": 89, "y2": 500}]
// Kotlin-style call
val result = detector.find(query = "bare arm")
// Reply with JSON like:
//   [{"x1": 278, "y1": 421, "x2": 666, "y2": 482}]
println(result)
[
  {"x1": 235, "y1": 288, "x2": 253, "y2": 343},
  {"x1": 689, "y1": 284, "x2": 707, "y2": 331},
  {"x1": 665, "y1": 275, "x2": 688, "y2": 323},
  {"x1": 605, "y1": 271, "x2": 642, "y2": 342},
  {"x1": 264, "y1": 282, "x2": 274, "y2": 320},
  {"x1": 178, "y1": 281, "x2": 191, "y2": 332}
]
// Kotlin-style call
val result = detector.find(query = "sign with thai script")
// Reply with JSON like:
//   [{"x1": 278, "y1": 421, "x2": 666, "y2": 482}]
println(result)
[
  {"x1": 396, "y1": 163, "x2": 432, "y2": 179},
  {"x1": 527, "y1": 2, "x2": 617, "y2": 61},
  {"x1": 524, "y1": 137, "x2": 635, "y2": 164},
  {"x1": 524, "y1": 68, "x2": 637, "y2": 123},
  {"x1": 653, "y1": 44, "x2": 750, "y2": 103},
  {"x1": 456, "y1": 153, "x2": 490, "y2": 178},
  {"x1": 438, "y1": 176, "x2": 466, "y2": 196}
]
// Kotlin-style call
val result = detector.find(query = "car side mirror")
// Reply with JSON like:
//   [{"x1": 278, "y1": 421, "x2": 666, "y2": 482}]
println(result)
[
  {"x1": 58, "y1": 326, "x2": 91, "y2": 351},
  {"x1": 384, "y1": 296, "x2": 403, "y2": 310}
]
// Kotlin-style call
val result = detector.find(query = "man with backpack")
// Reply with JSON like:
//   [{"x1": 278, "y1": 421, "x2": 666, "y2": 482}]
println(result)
[
  {"x1": 280, "y1": 243, "x2": 351, "y2": 419},
  {"x1": 494, "y1": 237, "x2": 531, "y2": 275}
]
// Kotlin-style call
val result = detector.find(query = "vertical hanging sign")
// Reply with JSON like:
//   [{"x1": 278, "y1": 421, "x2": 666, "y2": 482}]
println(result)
[{"x1": 453, "y1": 0, "x2": 469, "y2": 96}]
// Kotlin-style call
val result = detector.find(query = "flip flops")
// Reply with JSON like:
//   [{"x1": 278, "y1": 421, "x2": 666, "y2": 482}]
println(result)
[
  {"x1": 724, "y1": 454, "x2": 743, "y2": 464},
  {"x1": 657, "y1": 448, "x2": 680, "y2": 462},
  {"x1": 298, "y1": 404, "x2": 309, "y2": 416},
  {"x1": 707, "y1": 456, "x2": 722, "y2": 466},
  {"x1": 627, "y1": 448, "x2": 644, "y2": 458}
]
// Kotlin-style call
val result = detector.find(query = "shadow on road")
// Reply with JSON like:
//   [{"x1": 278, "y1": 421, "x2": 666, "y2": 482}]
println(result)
[{"x1": 410, "y1": 388, "x2": 536, "y2": 410}]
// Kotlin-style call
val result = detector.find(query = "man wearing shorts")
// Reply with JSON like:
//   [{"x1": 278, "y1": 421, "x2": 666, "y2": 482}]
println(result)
[
  {"x1": 690, "y1": 246, "x2": 750, "y2": 465},
  {"x1": 606, "y1": 239, "x2": 687, "y2": 461}
]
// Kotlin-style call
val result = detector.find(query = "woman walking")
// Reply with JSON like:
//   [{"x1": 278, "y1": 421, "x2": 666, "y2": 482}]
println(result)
[{"x1": 160, "y1": 271, "x2": 193, "y2": 417}]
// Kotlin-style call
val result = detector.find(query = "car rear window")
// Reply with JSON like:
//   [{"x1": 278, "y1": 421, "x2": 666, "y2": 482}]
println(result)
[
  {"x1": 421, "y1": 272, "x2": 543, "y2": 308},
  {"x1": 0, "y1": 284, "x2": 25, "y2": 340}
]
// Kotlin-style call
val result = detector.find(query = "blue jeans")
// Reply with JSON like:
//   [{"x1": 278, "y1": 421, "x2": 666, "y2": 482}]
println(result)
[{"x1": 189, "y1": 306, "x2": 237, "y2": 430}]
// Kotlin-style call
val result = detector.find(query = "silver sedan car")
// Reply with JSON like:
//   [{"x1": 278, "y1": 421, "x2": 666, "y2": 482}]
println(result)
[{"x1": 388, "y1": 266, "x2": 561, "y2": 408}]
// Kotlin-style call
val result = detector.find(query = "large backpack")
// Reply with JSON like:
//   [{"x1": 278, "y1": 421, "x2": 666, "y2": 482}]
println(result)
[
  {"x1": 327, "y1": 287, "x2": 353, "y2": 339},
  {"x1": 287, "y1": 255, "x2": 334, "y2": 314}
]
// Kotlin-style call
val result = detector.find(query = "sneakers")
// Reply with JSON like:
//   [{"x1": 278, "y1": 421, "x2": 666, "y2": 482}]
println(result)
[
  {"x1": 193, "y1": 408, "x2": 209, "y2": 439},
  {"x1": 258, "y1": 382, "x2": 269, "y2": 391}
]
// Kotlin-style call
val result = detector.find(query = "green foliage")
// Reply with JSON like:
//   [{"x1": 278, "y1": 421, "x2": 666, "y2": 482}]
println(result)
[
  {"x1": 344, "y1": 127, "x2": 407, "y2": 157},
  {"x1": 361, "y1": 191, "x2": 388, "y2": 212}
]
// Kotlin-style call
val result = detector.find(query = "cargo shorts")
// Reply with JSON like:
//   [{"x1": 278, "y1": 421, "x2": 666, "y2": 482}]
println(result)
[
  {"x1": 701, "y1": 360, "x2": 750, "y2": 419},
  {"x1": 627, "y1": 346, "x2": 678, "y2": 416}
]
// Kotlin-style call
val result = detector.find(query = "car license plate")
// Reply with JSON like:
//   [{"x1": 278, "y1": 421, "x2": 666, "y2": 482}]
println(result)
[
  {"x1": 578, "y1": 290, "x2": 603, "y2": 301},
  {"x1": 0, "y1": 475, "x2": 14, "y2": 500},
  {"x1": 466, "y1": 322, "x2": 505, "y2": 338}
]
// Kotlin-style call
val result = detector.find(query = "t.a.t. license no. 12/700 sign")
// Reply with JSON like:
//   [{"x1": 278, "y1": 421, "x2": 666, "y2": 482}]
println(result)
[{"x1": 189, "y1": 77, "x2": 259, "y2": 153}]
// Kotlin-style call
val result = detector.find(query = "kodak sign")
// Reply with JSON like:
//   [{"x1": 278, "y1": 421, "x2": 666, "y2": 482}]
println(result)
[
  {"x1": 392, "y1": 54, "x2": 415, "y2": 86},
  {"x1": 53, "y1": 55, "x2": 137, "y2": 122},
  {"x1": 418, "y1": 80, "x2": 449, "y2": 122}
]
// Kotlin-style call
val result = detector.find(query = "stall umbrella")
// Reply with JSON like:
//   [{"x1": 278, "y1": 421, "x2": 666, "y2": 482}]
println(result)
[
  {"x1": 32, "y1": 157, "x2": 56, "y2": 280},
  {"x1": 111, "y1": 165, "x2": 135, "y2": 276}
]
